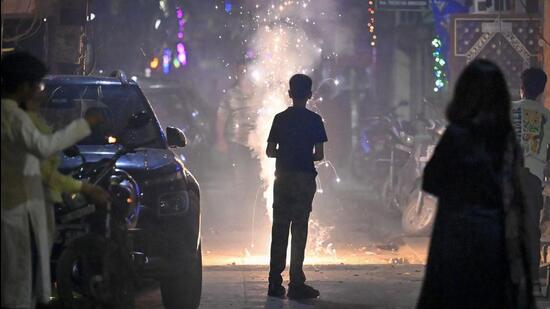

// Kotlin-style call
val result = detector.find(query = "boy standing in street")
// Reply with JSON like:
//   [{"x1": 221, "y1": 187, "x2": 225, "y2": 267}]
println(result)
[
  {"x1": 266, "y1": 74, "x2": 328, "y2": 299},
  {"x1": 512, "y1": 67, "x2": 549, "y2": 295}
]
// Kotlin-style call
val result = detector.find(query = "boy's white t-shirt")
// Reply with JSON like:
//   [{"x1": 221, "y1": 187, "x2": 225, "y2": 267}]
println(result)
[{"x1": 511, "y1": 98, "x2": 550, "y2": 181}]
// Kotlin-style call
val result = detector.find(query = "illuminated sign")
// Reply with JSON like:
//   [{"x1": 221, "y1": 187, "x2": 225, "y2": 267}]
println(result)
[{"x1": 376, "y1": 0, "x2": 429, "y2": 11}]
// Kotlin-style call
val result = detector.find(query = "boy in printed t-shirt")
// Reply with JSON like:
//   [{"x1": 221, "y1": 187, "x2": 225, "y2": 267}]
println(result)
[{"x1": 512, "y1": 67, "x2": 549, "y2": 294}]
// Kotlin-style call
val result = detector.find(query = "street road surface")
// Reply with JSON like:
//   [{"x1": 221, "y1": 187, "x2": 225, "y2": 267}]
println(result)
[{"x1": 136, "y1": 264, "x2": 424, "y2": 309}]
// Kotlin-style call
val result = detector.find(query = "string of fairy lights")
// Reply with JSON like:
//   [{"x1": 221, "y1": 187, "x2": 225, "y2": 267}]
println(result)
[
  {"x1": 149, "y1": 2, "x2": 189, "y2": 75},
  {"x1": 431, "y1": 37, "x2": 447, "y2": 92},
  {"x1": 367, "y1": 0, "x2": 376, "y2": 47}
]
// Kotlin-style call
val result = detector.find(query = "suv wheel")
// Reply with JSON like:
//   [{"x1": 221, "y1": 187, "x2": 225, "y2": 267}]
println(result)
[{"x1": 160, "y1": 243, "x2": 202, "y2": 309}]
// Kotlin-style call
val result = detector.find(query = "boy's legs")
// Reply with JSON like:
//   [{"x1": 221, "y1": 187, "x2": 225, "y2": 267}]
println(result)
[
  {"x1": 269, "y1": 177, "x2": 292, "y2": 287},
  {"x1": 268, "y1": 210, "x2": 291, "y2": 286},
  {"x1": 286, "y1": 173, "x2": 319, "y2": 299},
  {"x1": 289, "y1": 211, "x2": 310, "y2": 286},
  {"x1": 268, "y1": 172, "x2": 319, "y2": 298}
]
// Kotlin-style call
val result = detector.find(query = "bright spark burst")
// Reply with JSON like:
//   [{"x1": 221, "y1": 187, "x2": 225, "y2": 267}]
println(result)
[{"x1": 241, "y1": 0, "x2": 337, "y2": 261}]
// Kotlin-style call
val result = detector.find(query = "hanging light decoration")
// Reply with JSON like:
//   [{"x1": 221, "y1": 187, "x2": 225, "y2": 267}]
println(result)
[
  {"x1": 150, "y1": 57, "x2": 160, "y2": 69},
  {"x1": 367, "y1": 0, "x2": 376, "y2": 47},
  {"x1": 175, "y1": 6, "x2": 188, "y2": 68},
  {"x1": 162, "y1": 48, "x2": 171, "y2": 74},
  {"x1": 177, "y1": 43, "x2": 187, "y2": 65},
  {"x1": 432, "y1": 37, "x2": 447, "y2": 92},
  {"x1": 224, "y1": 0, "x2": 232, "y2": 14},
  {"x1": 159, "y1": 0, "x2": 169, "y2": 17}
]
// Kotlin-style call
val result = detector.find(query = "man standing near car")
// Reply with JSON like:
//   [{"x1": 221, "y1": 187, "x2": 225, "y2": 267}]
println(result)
[
  {"x1": 266, "y1": 74, "x2": 327, "y2": 299},
  {"x1": 512, "y1": 67, "x2": 550, "y2": 295},
  {"x1": 1, "y1": 51, "x2": 103, "y2": 309}
]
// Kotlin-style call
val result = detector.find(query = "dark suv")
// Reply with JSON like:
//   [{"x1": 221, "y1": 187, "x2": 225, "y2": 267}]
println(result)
[{"x1": 41, "y1": 73, "x2": 202, "y2": 308}]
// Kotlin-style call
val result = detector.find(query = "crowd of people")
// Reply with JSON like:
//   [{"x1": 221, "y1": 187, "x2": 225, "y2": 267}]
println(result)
[{"x1": 1, "y1": 49, "x2": 549, "y2": 308}]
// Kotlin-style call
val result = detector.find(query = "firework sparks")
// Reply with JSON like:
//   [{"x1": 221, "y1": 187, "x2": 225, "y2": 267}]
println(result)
[{"x1": 241, "y1": 0, "x2": 339, "y2": 262}]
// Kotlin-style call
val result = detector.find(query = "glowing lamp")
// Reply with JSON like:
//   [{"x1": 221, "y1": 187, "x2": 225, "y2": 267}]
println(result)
[
  {"x1": 162, "y1": 48, "x2": 171, "y2": 75},
  {"x1": 176, "y1": 43, "x2": 187, "y2": 65},
  {"x1": 150, "y1": 57, "x2": 159, "y2": 69},
  {"x1": 225, "y1": 1, "x2": 232, "y2": 13},
  {"x1": 173, "y1": 58, "x2": 181, "y2": 68},
  {"x1": 177, "y1": 43, "x2": 185, "y2": 53},
  {"x1": 108, "y1": 136, "x2": 117, "y2": 144},
  {"x1": 178, "y1": 53, "x2": 187, "y2": 65}
]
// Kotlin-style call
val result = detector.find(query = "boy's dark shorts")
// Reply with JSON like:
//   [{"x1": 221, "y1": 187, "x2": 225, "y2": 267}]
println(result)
[{"x1": 273, "y1": 171, "x2": 317, "y2": 217}]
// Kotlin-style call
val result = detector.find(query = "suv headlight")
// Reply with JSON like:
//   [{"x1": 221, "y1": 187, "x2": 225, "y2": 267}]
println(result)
[{"x1": 158, "y1": 191, "x2": 189, "y2": 216}]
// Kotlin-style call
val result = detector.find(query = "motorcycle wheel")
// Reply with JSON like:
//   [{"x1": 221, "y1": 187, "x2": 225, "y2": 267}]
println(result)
[
  {"x1": 56, "y1": 236, "x2": 135, "y2": 309},
  {"x1": 160, "y1": 243, "x2": 202, "y2": 309},
  {"x1": 401, "y1": 189, "x2": 437, "y2": 236}
]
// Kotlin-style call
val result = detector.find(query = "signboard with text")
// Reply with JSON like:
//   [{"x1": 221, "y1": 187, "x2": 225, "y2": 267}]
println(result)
[{"x1": 376, "y1": 0, "x2": 430, "y2": 11}]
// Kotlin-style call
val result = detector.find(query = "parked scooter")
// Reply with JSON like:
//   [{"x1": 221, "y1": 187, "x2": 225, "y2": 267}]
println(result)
[{"x1": 350, "y1": 107, "x2": 415, "y2": 193}]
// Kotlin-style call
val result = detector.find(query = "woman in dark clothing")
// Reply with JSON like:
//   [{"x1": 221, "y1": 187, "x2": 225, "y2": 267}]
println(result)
[{"x1": 417, "y1": 59, "x2": 535, "y2": 309}]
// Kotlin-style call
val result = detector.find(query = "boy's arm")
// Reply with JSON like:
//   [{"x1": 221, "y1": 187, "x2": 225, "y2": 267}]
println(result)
[
  {"x1": 266, "y1": 115, "x2": 279, "y2": 158},
  {"x1": 266, "y1": 142, "x2": 278, "y2": 158},
  {"x1": 13, "y1": 109, "x2": 91, "y2": 159},
  {"x1": 313, "y1": 143, "x2": 324, "y2": 161},
  {"x1": 313, "y1": 115, "x2": 328, "y2": 161}
]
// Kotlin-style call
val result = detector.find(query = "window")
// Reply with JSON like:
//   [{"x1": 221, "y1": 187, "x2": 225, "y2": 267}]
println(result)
[{"x1": 40, "y1": 83, "x2": 164, "y2": 148}]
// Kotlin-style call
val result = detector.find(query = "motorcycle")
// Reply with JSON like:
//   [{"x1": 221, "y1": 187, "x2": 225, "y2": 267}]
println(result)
[
  {"x1": 382, "y1": 117, "x2": 445, "y2": 236},
  {"x1": 53, "y1": 111, "x2": 152, "y2": 308},
  {"x1": 351, "y1": 109, "x2": 416, "y2": 194}
]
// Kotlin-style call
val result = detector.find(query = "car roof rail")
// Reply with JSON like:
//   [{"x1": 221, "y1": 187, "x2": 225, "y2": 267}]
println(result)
[{"x1": 110, "y1": 70, "x2": 129, "y2": 85}]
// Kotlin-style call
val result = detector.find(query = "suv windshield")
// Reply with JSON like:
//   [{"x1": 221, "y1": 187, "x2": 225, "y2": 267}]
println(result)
[{"x1": 40, "y1": 83, "x2": 165, "y2": 148}]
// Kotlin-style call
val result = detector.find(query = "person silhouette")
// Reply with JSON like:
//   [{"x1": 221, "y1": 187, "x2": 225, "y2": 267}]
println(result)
[
  {"x1": 512, "y1": 67, "x2": 549, "y2": 295},
  {"x1": 417, "y1": 59, "x2": 535, "y2": 308},
  {"x1": 266, "y1": 74, "x2": 327, "y2": 299}
]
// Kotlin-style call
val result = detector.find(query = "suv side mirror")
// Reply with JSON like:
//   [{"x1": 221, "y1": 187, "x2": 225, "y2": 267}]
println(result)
[{"x1": 166, "y1": 127, "x2": 187, "y2": 148}]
